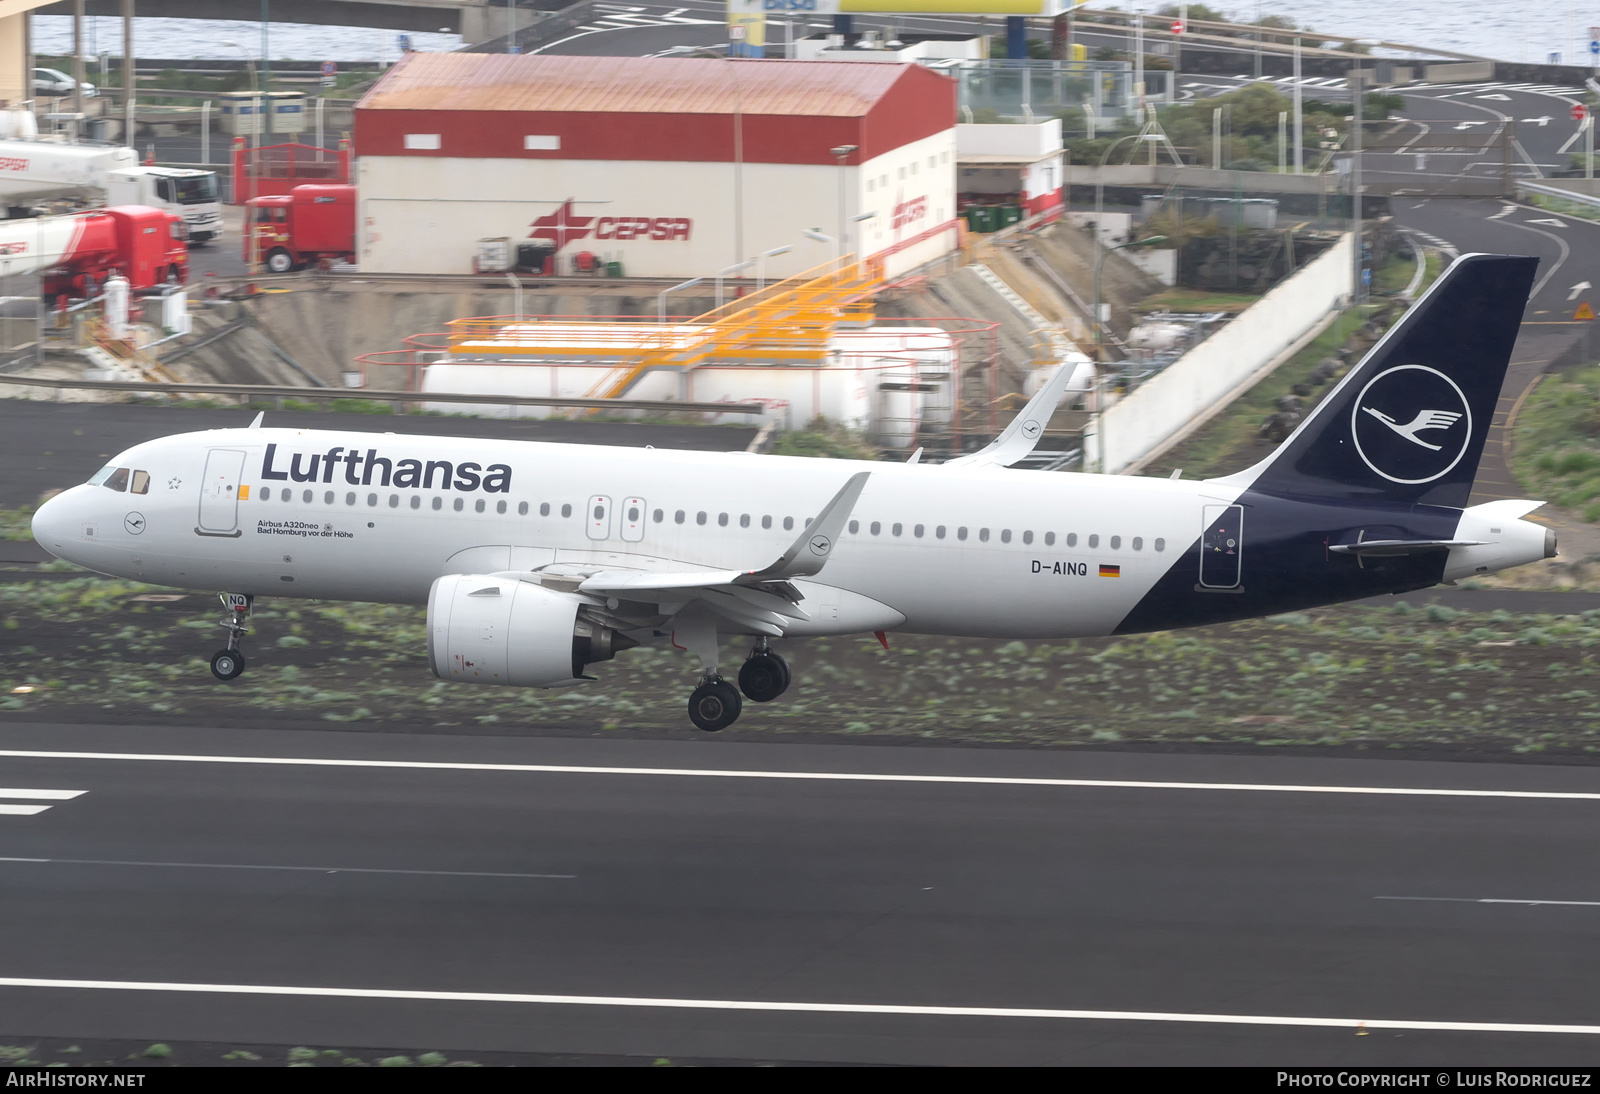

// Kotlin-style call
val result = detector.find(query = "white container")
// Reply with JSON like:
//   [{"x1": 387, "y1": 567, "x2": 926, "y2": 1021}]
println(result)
[
  {"x1": 473, "y1": 237, "x2": 511, "y2": 273},
  {"x1": 422, "y1": 324, "x2": 958, "y2": 444},
  {"x1": 103, "y1": 275, "x2": 129, "y2": 338}
]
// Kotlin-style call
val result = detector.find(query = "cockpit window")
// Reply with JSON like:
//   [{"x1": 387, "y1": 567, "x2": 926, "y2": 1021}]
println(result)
[
  {"x1": 88, "y1": 465, "x2": 114, "y2": 486},
  {"x1": 102, "y1": 467, "x2": 130, "y2": 492},
  {"x1": 130, "y1": 470, "x2": 150, "y2": 495}
]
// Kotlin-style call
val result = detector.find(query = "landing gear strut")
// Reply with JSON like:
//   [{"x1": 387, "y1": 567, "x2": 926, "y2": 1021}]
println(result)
[
  {"x1": 687, "y1": 675, "x2": 742, "y2": 732},
  {"x1": 209, "y1": 592, "x2": 251, "y2": 681},
  {"x1": 738, "y1": 642, "x2": 790, "y2": 703}
]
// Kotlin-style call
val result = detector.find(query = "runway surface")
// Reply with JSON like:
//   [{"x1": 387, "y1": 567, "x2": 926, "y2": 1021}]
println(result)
[{"x1": 3, "y1": 722, "x2": 1600, "y2": 1064}]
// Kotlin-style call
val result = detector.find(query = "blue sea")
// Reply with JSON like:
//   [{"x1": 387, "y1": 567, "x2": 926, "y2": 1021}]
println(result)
[{"x1": 27, "y1": 2, "x2": 1585, "y2": 66}]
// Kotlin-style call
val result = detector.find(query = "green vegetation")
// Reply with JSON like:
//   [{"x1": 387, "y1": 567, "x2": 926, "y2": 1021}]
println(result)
[
  {"x1": 1512, "y1": 365, "x2": 1600, "y2": 521},
  {"x1": 1132, "y1": 287, "x2": 1261, "y2": 315},
  {"x1": 0, "y1": 506, "x2": 36, "y2": 541},
  {"x1": 1527, "y1": 191, "x2": 1600, "y2": 225},
  {"x1": 769, "y1": 417, "x2": 883, "y2": 460},
  {"x1": 0, "y1": 573, "x2": 1596, "y2": 754},
  {"x1": 1068, "y1": 83, "x2": 1400, "y2": 168}
]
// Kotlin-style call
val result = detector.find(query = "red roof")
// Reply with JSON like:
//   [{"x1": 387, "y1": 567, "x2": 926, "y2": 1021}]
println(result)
[
  {"x1": 354, "y1": 54, "x2": 954, "y2": 166},
  {"x1": 361, "y1": 53, "x2": 925, "y2": 117}
]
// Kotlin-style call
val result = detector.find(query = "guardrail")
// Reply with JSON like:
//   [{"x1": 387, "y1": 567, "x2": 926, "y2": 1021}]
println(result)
[
  {"x1": 1516, "y1": 180, "x2": 1600, "y2": 209},
  {"x1": 0, "y1": 374, "x2": 767, "y2": 417}
]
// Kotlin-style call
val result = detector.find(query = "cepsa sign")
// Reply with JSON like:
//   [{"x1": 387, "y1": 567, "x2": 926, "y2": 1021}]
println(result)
[
  {"x1": 892, "y1": 196, "x2": 928, "y2": 230},
  {"x1": 595, "y1": 216, "x2": 692, "y2": 241}
]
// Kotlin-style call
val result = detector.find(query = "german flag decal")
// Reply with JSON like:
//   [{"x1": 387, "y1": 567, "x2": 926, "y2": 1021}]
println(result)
[{"x1": 1099, "y1": 564, "x2": 1121, "y2": 578}]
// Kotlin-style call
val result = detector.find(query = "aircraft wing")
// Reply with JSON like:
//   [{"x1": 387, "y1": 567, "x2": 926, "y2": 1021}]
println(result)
[
  {"x1": 575, "y1": 471, "x2": 870, "y2": 604},
  {"x1": 943, "y1": 357, "x2": 1092, "y2": 470}
]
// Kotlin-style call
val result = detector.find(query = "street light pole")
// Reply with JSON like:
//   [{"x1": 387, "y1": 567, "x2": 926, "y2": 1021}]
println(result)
[
  {"x1": 1092, "y1": 235, "x2": 1168, "y2": 368},
  {"x1": 715, "y1": 259, "x2": 755, "y2": 309},
  {"x1": 803, "y1": 228, "x2": 838, "y2": 263},
  {"x1": 658, "y1": 276, "x2": 704, "y2": 324},
  {"x1": 830, "y1": 143, "x2": 858, "y2": 257},
  {"x1": 755, "y1": 245, "x2": 793, "y2": 290}
]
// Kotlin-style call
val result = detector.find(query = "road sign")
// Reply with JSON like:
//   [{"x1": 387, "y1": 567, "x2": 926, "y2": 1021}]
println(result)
[
  {"x1": 1591, "y1": 40, "x2": 1599, "y2": 55},
  {"x1": 1577, "y1": 301, "x2": 1596, "y2": 321},
  {"x1": 1574, "y1": 104, "x2": 1589, "y2": 122},
  {"x1": 1171, "y1": 19, "x2": 1184, "y2": 34},
  {"x1": 320, "y1": 60, "x2": 336, "y2": 76}
]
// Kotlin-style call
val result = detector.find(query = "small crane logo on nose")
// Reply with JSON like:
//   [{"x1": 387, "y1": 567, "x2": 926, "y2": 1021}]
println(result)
[{"x1": 124, "y1": 513, "x2": 146, "y2": 535}]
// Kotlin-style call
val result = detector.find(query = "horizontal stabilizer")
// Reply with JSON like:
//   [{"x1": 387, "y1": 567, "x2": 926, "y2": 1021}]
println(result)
[{"x1": 1329, "y1": 539, "x2": 1486, "y2": 557}]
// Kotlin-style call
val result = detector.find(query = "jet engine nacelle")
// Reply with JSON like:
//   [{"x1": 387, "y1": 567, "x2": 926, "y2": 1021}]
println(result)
[{"x1": 427, "y1": 574, "x2": 635, "y2": 688}]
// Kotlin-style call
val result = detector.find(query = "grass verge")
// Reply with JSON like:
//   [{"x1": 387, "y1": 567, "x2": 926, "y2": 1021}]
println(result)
[{"x1": 6, "y1": 575, "x2": 1600, "y2": 755}]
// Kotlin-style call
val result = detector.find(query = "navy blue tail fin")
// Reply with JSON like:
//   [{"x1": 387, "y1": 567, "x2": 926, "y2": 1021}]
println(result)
[{"x1": 1236, "y1": 252, "x2": 1538, "y2": 509}]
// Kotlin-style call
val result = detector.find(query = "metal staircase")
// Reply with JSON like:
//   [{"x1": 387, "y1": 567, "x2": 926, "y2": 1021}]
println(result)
[{"x1": 442, "y1": 255, "x2": 885, "y2": 400}]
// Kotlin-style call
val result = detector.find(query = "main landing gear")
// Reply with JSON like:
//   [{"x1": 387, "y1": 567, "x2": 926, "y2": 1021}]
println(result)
[
  {"x1": 209, "y1": 592, "x2": 252, "y2": 681},
  {"x1": 738, "y1": 643, "x2": 790, "y2": 704},
  {"x1": 685, "y1": 643, "x2": 792, "y2": 732}
]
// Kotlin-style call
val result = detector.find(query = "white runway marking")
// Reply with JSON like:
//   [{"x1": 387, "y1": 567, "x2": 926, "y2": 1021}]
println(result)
[
  {"x1": 0, "y1": 857, "x2": 574, "y2": 880},
  {"x1": 1, "y1": 750, "x2": 1599, "y2": 802},
  {"x1": 1379, "y1": 896, "x2": 1600, "y2": 908},
  {"x1": 0, "y1": 976, "x2": 1596, "y2": 1035},
  {"x1": 0, "y1": 788, "x2": 86, "y2": 816}
]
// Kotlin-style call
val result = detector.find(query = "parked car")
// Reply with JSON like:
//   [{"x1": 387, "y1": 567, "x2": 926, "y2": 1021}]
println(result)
[{"x1": 33, "y1": 68, "x2": 95, "y2": 98}]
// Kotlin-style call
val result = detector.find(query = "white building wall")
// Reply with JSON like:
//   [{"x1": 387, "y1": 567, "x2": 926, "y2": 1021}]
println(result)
[
  {"x1": 1083, "y1": 234, "x2": 1354, "y2": 475},
  {"x1": 856, "y1": 130, "x2": 958, "y2": 279},
  {"x1": 359, "y1": 126, "x2": 958, "y2": 282}
]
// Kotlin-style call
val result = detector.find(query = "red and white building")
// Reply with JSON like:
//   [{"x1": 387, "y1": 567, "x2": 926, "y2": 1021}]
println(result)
[
  {"x1": 956, "y1": 119, "x2": 1065, "y2": 218},
  {"x1": 353, "y1": 54, "x2": 961, "y2": 282}
]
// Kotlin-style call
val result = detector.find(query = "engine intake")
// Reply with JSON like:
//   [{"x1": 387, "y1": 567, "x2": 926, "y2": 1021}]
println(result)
[{"x1": 427, "y1": 574, "x2": 636, "y2": 688}]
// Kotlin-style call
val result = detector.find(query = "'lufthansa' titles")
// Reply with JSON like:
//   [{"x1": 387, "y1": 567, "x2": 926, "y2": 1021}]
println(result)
[{"x1": 261, "y1": 444, "x2": 512, "y2": 492}]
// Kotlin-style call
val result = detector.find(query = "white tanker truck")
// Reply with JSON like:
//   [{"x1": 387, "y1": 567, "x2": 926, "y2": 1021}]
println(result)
[{"x1": 0, "y1": 136, "x2": 223, "y2": 244}]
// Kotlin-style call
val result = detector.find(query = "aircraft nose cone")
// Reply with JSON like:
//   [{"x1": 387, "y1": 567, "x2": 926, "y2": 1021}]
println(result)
[{"x1": 31, "y1": 489, "x2": 78, "y2": 560}]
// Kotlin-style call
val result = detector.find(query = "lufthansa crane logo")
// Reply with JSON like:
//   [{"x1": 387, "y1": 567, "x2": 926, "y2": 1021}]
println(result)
[
  {"x1": 1351, "y1": 364, "x2": 1472, "y2": 485},
  {"x1": 809, "y1": 535, "x2": 831, "y2": 556}
]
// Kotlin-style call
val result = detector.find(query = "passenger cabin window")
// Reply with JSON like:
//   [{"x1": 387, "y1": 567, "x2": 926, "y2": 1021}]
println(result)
[{"x1": 519, "y1": 502, "x2": 529, "y2": 516}]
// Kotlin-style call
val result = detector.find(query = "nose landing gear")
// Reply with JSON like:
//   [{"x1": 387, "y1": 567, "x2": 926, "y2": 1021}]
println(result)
[{"x1": 209, "y1": 592, "x2": 251, "y2": 681}]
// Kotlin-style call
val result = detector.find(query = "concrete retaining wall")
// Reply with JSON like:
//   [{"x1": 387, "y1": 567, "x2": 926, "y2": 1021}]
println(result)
[{"x1": 1084, "y1": 232, "x2": 1352, "y2": 475}]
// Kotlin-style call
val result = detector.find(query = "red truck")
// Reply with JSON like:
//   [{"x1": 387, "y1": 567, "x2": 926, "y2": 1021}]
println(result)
[
  {"x1": 245, "y1": 184, "x2": 356, "y2": 273},
  {"x1": 12, "y1": 204, "x2": 189, "y2": 302}
]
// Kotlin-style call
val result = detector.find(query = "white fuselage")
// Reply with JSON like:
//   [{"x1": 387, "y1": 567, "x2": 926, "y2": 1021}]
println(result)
[{"x1": 34, "y1": 425, "x2": 1233, "y2": 640}]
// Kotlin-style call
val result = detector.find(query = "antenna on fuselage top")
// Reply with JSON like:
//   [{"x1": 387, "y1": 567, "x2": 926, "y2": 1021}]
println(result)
[{"x1": 248, "y1": 412, "x2": 264, "y2": 430}]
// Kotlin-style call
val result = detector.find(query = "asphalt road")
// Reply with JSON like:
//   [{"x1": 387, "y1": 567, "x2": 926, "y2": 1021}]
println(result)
[
  {"x1": 1, "y1": 723, "x2": 1600, "y2": 1064},
  {"x1": 0, "y1": 401, "x2": 756, "y2": 510}
]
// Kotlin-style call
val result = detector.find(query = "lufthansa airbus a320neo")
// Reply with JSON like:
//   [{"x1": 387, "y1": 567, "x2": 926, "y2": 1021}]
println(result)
[{"x1": 32, "y1": 254, "x2": 1553, "y2": 730}]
